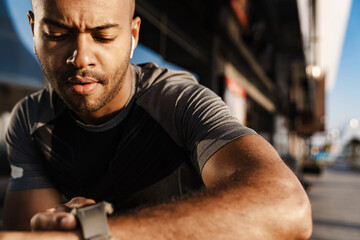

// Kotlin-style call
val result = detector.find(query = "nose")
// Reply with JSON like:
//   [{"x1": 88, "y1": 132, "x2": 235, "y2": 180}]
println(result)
[{"x1": 66, "y1": 34, "x2": 96, "y2": 69}]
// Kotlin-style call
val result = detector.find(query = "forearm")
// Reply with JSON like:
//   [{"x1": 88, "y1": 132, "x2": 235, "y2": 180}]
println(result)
[
  {"x1": 1, "y1": 175, "x2": 311, "y2": 240},
  {"x1": 0, "y1": 231, "x2": 81, "y2": 240},
  {"x1": 3, "y1": 188, "x2": 61, "y2": 230},
  {"x1": 108, "y1": 171, "x2": 311, "y2": 240}
]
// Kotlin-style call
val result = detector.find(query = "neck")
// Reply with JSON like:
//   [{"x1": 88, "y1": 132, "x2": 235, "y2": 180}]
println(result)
[{"x1": 74, "y1": 65, "x2": 133, "y2": 125}]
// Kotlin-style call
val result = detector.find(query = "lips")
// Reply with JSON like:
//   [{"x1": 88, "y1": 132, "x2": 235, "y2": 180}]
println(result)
[{"x1": 68, "y1": 76, "x2": 99, "y2": 95}]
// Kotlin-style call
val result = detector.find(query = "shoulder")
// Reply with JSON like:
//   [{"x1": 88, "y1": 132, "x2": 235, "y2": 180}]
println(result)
[
  {"x1": 7, "y1": 86, "x2": 65, "y2": 136},
  {"x1": 132, "y1": 62, "x2": 199, "y2": 95},
  {"x1": 132, "y1": 62, "x2": 216, "y2": 108}
]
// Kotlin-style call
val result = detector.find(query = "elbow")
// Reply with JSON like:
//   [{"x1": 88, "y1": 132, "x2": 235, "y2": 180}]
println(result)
[
  {"x1": 273, "y1": 176, "x2": 313, "y2": 240},
  {"x1": 290, "y1": 203, "x2": 312, "y2": 240},
  {"x1": 289, "y1": 182, "x2": 313, "y2": 240},
  {"x1": 296, "y1": 196, "x2": 313, "y2": 240}
]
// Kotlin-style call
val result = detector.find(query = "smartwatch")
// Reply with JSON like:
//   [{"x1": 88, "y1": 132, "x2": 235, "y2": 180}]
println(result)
[{"x1": 71, "y1": 201, "x2": 114, "y2": 240}]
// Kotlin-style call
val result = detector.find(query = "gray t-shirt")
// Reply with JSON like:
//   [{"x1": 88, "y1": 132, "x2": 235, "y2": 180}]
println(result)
[{"x1": 6, "y1": 63, "x2": 256, "y2": 211}]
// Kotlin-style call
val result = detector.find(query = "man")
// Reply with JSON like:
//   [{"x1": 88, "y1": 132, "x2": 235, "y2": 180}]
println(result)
[{"x1": 2, "y1": 0, "x2": 312, "y2": 239}]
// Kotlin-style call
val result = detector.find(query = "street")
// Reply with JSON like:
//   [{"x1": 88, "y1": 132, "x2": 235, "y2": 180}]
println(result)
[{"x1": 305, "y1": 161, "x2": 360, "y2": 240}]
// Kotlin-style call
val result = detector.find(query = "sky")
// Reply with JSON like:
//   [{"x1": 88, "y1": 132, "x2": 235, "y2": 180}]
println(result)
[
  {"x1": 5, "y1": 0, "x2": 34, "y2": 59},
  {"x1": 326, "y1": 0, "x2": 360, "y2": 137},
  {"x1": 4, "y1": 0, "x2": 360, "y2": 138}
]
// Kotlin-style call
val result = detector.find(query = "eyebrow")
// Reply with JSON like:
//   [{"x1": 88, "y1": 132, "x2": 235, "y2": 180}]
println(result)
[{"x1": 41, "y1": 18, "x2": 120, "y2": 31}]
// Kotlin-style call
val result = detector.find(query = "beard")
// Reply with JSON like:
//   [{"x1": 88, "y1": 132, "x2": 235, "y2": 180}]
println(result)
[{"x1": 39, "y1": 60, "x2": 129, "y2": 113}]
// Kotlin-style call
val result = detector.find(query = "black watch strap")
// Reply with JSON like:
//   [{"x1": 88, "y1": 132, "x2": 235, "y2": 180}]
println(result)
[{"x1": 71, "y1": 201, "x2": 114, "y2": 240}]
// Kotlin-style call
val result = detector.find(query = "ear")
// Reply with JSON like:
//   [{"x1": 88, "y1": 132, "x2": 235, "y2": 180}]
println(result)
[
  {"x1": 130, "y1": 16, "x2": 141, "y2": 50},
  {"x1": 27, "y1": 11, "x2": 35, "y2": 37},
  {"x1": 27, "y1": 11, "x2": 37, "y2": 54}
]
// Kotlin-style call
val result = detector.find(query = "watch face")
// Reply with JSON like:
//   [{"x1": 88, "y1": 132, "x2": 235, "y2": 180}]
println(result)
[{"x1": 73, "y1": 201, "x2": 113, "y2": 240}]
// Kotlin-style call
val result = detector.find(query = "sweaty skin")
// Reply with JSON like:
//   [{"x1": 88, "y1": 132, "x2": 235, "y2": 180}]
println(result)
[{"x1": 3, "y1": 0, "x2": 312, "y2": 239}]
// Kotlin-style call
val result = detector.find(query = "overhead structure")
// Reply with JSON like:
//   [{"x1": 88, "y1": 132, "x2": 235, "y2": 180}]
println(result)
[{"x1": 297, "y1": 0, "x2": 352, "y2": 92}]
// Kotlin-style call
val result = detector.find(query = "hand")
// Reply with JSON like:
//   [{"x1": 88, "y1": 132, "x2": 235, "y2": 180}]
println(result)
[{"x1": 30, "y1": 197, "x2": 96, "y2": 231}]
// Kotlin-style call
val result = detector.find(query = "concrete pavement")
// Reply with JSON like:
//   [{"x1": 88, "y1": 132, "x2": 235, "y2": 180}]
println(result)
[{"x1": 305, "y1": 161, "x2": 360, "y2": 240}]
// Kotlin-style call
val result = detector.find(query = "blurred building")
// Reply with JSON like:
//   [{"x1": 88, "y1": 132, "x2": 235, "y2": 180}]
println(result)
[
  {"x1": 298, "y1": 0, "x2": 352, "y2": 164},
  {"x1": 135, "y1": 0, "x2": 328, "y2": 172}
]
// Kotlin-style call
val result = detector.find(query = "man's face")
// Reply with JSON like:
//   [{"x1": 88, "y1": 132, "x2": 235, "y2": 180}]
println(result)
[{"x1": 29, "y1": 0, "x2": 139, "y2": 113}]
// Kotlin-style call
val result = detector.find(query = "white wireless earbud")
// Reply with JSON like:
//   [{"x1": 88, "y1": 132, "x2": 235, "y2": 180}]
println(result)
[{"x1": 130, "y1": 36, "x2": 135, "y2": 59}]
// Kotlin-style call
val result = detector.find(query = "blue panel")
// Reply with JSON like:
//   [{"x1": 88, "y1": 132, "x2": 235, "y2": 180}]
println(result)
[{"x1": 0, "y1": 0, "x2": 43, "y2": 87}]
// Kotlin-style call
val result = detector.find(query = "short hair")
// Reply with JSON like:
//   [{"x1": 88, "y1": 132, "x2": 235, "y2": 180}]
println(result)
[{"x1": 31, "y1": 0, "x2": 136, "y2": 19}]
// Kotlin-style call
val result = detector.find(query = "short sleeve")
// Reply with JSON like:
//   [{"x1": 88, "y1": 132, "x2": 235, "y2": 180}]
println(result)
[
  {"x1": 5, "y1": 98, "x2": 54, "y2": 190},
  {"x1": 134, "y1": 64, "x2": 257, "y2": 174},
  {"x1": 173, "y1": 82, "x2": 257, "y2": 172}
]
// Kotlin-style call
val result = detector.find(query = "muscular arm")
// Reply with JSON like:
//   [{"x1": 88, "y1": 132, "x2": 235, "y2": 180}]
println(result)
[
  {"x1": 107, "y1": 135, "x2": 312, "y2": 239},
  {"x1": 3, "y1": 188, "x2": 61, "y2": 230},
  {"x1": 8, "y1": 135, "x2": 312, "y2": 239}
]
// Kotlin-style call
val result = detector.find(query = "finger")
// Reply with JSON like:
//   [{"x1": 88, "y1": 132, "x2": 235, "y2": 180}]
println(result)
[
  {"x1": 58, "y1": 213, "x2": 77, "y2": 229},
  {"x1": 31, "y1": 211, "x2": 77, "y2": 231},
  {"x1": 65, "y1": 197, "x2": 96, "y2": 209}
]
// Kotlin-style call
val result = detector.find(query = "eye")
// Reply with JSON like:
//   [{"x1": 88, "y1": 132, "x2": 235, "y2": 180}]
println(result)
[
  {"x1": 92, "y1": 35, "x2": 116, "y2": 43},
  {"x1": 44, "y1": 32, "x2": 69, "y2": 41}
]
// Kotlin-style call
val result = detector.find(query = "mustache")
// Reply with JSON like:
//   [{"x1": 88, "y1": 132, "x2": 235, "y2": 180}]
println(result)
[{"x1": 59, "y1": 69, "x2": 107, "y2": 83}]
